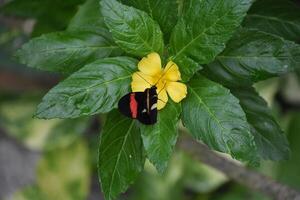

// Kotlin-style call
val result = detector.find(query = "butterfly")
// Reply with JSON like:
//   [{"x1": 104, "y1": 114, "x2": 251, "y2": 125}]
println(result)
[
  {"x1": 118, "y1": 63, "x2": 177, "y2": 125},
  {"x1": 118, "y1": 85, "x2": 158, "y2": 125}
]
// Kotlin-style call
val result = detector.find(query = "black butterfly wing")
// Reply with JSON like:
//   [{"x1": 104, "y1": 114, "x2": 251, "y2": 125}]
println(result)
[
  {"x1": 118, "y1": 92, "x2": 144, "y2": 119},
  {"x1": 136, "y1": 88, "x2": 158, "y2": 125},
  {"x1": 118, "y1": 87, "x2": 158, "y2": 125}
]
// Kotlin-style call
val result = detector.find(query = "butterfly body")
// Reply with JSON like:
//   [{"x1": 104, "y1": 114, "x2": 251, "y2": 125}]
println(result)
[{"x1": 118, "y1": 86, "x2": 158, "y2": 125}]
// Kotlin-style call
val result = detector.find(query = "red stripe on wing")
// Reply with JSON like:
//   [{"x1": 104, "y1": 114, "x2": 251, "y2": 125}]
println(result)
[{"x1": 130, "y1": 93, "x2": 138, "y2": 118}]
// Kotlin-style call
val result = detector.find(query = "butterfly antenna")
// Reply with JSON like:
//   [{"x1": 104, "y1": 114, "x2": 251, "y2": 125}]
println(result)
[
  {"x1": 158, "y1": 99, "x2": 167, "y2": 104},
  {"x1": 157, "y1": 82, "x2": 167, "y2": 96},
  {"x1": 134, "y1": 72, "x2": 153, "y2": 87},
  {"x1": 156, "y1": 82, "x2": 168, "y2": 105},
  {"x1": 157, "y1": 97, "x2": 173, "y2": 108}
]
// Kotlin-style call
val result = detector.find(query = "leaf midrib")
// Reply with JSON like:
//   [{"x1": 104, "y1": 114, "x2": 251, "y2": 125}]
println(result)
[
  {"x1": 173, "y1": 7, "x2": 236, "y2": 61},
  {"x1": 108, "y1": 121, "x2": 135, "y2": 199},
  {"x1": 36, "y1": 74, "x2": 132, "y2": 117},
  {"x1": 50, "y1": 75, "x2": 131, "y2": 103},
  {"x1": 141, "y1": 104, "x2": 179, "y2": 172},
  {"x1": 105, "y1": 1, "x2": 155, "y2": 52},
  {"x1": 189, "y1": 86, "x2": 232, "y2": 154},
  {"x1": 189, "y1": 87, "x2": 227, "y2": 133}
]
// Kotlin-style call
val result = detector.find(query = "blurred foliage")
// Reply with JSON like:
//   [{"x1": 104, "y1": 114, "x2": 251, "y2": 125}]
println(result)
[
  {"x1": 0, "y1": 0, "x2": 84, "y2": 36},
  {"x1": 0, "y1": 94, "x2": 89, "y2": 151},
  {"x1": 0, "y1": 23, "x2": 25, "y2": 67},
  {"x1": 10, "y1": 186, "x2": 47, "y2": 200},
  {"x1": 277, "y1": 113, "x2": 300, "y2": 190},
  {"x1": 212, "y1": 185, "x2": 268, "y2": 200},
  {"x1": 7, "y1": 141, "x2": 91, "y2": 200},
  {"x1": 37, "y1": 140, "x2": 90, "y2": 200},
  {"x1": 131, "y1": 152, "x2": 227, "y2": 200}
]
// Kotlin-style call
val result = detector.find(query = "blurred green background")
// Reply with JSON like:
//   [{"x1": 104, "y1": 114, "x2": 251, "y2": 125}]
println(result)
[{"x1": 1, "y1": 0, "x2": 300, "y2": 200}]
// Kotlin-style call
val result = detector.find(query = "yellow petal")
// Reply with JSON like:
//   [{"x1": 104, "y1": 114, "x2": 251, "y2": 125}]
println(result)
[
  {"x1": 131, "y1": 72, "x2": 154, "y2": 92},
  {"x1": 163, "y1": 61, "x2": 181, "y2": 81},
  {"x1": 166, "y1": 82, "x2": 187, "y2": 103},
  {"x1": 157, "y1": 89, "x2": 168, "y2": 110},
  {"x1": 138, "y1": 52, "x2": 162, "y2": 76}
]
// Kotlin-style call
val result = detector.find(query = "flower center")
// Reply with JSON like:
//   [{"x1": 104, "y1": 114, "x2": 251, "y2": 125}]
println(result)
[{"x1": 153, "y1": 71, "x2": 168, "y2": 93}]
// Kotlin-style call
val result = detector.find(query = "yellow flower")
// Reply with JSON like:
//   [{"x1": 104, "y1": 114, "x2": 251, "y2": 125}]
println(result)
[{"x1": 131, "y1": 52, "x2": 187, "y2": 110}]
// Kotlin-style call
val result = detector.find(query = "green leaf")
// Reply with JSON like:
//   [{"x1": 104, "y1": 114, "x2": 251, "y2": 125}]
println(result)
[
  {"x1": 139, "y1": 101, "x2": 181, "y2": 173},
  {"x1": 16, "y1": 31, "x2": 123, "y2": 73},
  {"x1": 101, "y1": 0, "x2": 164, "y2": 57},
  {"x1": 182, "y1": 74, "x2": 258, "y2": 164},
  {"x1": 232, "y1": 87, "x2": 290, "y2": 161},
  {"x1": 169, "y1": 0, "x2": 254, "y2": 81},
  {"x1": 243, "y1": 0, "x2": 300, "y2": 42},
  {"x1": 99, "y1": 110, "x2": 145, "y2": 200},
  {"x1": 203, "y1": 29, "x2": 300, "y2": 87},
  {"x1": 35, "y1": 57, "x2": 137, "y2": 119},
  {"x1": 67, "y1": 0, "x2": 108, "y2": 35},
  {"x1": 120, "y1": 0, "x2": 178, "y2": 41}
]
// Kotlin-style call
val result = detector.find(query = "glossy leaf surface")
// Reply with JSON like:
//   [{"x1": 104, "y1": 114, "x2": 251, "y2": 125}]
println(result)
[
  {"x1": 35, "y1": 57, "x2": 137, "y2": 119},
  {"x1": 140, "y1": 101, "x2": 181, "y2": 173},
  {"x1": 244, "y1": 0, "x2": 300, "y2": 42},
  {"x1": 120, "y1": 0, "x2": 178, "y2": 40},
  {"x1": 182, "y1": 74, "x2": 258, "y2": 164},
  {"x1": 170, "y1": 0, "x2": 254, "y2": 81},
  {"x1": 68, "y1": 0, "x2": 108, "y2": 34},
  {"x1": 204, "y1": 29, "x2": 300, "y2": 87},
  {"x1": 16, "y1": 31, "x2": 123, "y2": 73},
  {"x1": 232, "y1": 87, "x2": 290, "y2": 161},
  {"x1": 99, "y1": 110, "x2": 145, "y2": 200},
  {"x1": 101, "y1": 0, "x2": 164, "y2": 57}
]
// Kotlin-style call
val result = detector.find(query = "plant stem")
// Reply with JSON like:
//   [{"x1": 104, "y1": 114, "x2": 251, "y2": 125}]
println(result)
[{"x1": 179, "y1": 137, "x2": 300, "y2": 200}]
